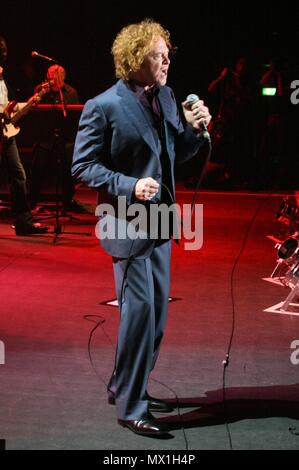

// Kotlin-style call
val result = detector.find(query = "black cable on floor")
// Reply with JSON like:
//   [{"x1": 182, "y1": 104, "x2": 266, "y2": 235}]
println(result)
[
  {"x1": 84, "y1": 314, "x2": 112, "y2": 388},
  {"x1": 150, "y1": 377, "x2": 189, "y2": 450},
  {"x1": 223, "y1": 191, "x2": 273, "y2": 450}
]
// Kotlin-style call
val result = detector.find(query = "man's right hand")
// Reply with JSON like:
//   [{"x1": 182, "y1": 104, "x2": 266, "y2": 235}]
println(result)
[{"x1": 135, "y1": 177, "x2": 159, "y2": 201}]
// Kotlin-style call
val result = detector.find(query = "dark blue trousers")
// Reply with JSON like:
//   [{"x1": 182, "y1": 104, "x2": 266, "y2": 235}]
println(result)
[{"x1": 111, "y1": 240, "x2": 171, "y2": 420}]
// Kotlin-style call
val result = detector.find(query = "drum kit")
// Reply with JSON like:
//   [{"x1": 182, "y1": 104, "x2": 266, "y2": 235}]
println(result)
[{"x1": 269, "y1": 198, "x2": 299, "y2": 312}]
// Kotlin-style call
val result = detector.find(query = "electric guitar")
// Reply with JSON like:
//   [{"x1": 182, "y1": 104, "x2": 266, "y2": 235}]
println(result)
[{"x1": 1, "y1": 80, "x2": 54, "y2": 140}]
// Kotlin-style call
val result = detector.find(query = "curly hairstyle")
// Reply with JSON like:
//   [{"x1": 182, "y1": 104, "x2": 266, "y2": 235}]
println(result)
[{"x1": 111, "y1": 19, "x2": 172, "y2": 81}]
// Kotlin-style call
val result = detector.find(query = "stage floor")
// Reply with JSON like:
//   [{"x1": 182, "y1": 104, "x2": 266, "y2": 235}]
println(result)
[{"x1": 1, "y1": 187, "x2": 299, "y2": 450}]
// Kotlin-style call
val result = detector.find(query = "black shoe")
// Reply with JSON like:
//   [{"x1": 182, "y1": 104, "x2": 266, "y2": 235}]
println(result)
[
  {"x1": 118, "y1": 414, "x2": 170, "y2": 436},
  {"x1": 145, "y1": 395, "x2": 174, "y2": 413},
  {"x1": 15, "y1": 222, "x2": 49, "y2": 236},
  {"x1": 108, "y1": 390, "x2": 174, "y2": 413}
]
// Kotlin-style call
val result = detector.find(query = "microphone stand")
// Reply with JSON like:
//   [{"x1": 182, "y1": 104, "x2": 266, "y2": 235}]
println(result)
[
  {"x1": 53, "y1": 84, "x2": 92, "y2": 243},
  {"x1": 34, "y1": 76, "x2": 91, "y2": 243},
  {"x1": 49, "y1": 78, "x2": 66, "y2": 243}
]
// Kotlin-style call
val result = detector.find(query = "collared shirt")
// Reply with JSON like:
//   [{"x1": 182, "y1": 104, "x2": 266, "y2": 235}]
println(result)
[
  {"x1": 128, "y1": 81, "x2": 161, "y2": 121},
  {"x1": 127, "y1": 81, "x2": 174, "y2": 207},
  {"x1": 128, "y1": 81, "x2": 162, "y2": 151}
]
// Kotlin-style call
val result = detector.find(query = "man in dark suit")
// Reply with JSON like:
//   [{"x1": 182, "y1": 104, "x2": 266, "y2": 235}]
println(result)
[{"x1": 72, "y1": 19, "x2": 211, "y2": 436}]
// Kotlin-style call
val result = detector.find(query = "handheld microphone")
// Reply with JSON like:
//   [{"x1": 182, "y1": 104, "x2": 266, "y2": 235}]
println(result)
[
  {"x1": 186, "y1": 93, "x2": 210, "y2": 140},
  {"x1": 31, "y1": 51, "x2": 57, "y2": 63}
]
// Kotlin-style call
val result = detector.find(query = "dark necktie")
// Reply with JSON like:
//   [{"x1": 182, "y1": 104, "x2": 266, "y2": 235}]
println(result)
[{"x1": 145, "y1": 89, "x2": 161, "y2": 121}]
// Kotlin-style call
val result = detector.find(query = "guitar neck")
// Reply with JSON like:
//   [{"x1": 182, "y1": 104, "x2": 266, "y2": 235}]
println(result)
[
  {"x1": 11, "y1": 96, "x2": 39, "y2": 125},
  {"x1": 10, "y1": 84, "x2": 51, "y2": 126}
]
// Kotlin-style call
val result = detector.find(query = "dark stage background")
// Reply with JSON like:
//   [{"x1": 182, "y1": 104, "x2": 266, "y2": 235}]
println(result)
[
  {"x1": 1, "y1": 1, "x2": 299, "y2": 190},
  {"x1": 2, "y1": 1, "x2": 299, "y2": 103}
]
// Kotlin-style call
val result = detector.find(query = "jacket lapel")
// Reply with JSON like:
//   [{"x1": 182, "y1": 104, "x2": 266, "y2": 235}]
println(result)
[
  {"x1": 116, "y1": 80, "x2": 159, "y2": 157},
  {"x1": 157, "y1": 87, "x2": 179, "y2": 130}
]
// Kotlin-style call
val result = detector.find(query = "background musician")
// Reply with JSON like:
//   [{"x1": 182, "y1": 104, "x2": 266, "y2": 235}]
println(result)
[
  {"x1": 0, "y1": 35, "x2": 48, "y2": 235},
  {"x1": 29, "y1": 64, "x2": 86, "y2": 213}
]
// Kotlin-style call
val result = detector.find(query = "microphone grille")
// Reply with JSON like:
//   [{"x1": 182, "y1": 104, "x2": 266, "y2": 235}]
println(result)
[
  {"x1": 31, "y1": 51, "x2": 38, "y2": 57},
  {"x1": 186, "y1": 94, "x2": 199, "y2": 105}
]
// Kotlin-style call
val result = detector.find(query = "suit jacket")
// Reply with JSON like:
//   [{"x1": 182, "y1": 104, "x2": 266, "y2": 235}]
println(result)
[{"x1": 72, "y1": 79, "x2": 206, "y2": 258}]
